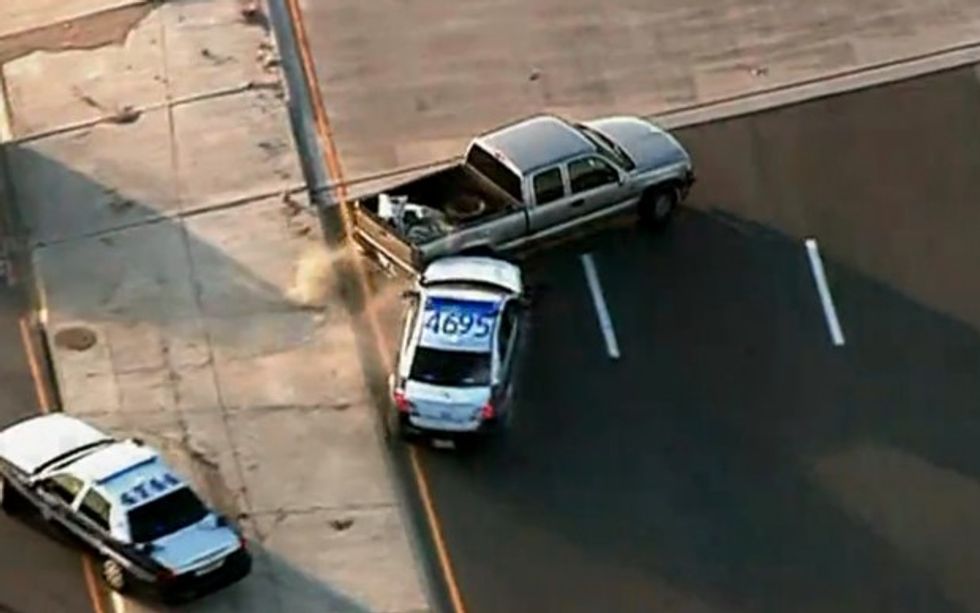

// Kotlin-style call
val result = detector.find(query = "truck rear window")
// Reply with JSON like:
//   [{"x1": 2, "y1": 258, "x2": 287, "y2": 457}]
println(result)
[{"x1": 465, "y1": 145, "x2": 522, "y2": 202}]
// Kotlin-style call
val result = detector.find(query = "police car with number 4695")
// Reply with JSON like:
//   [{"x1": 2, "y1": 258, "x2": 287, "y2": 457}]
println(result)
[
  {"x1": 390, "y1": 256, "x2": 528, "y2": 441},
  {"x1": 0, "y1": 414, "x2": 251, "y2": 603}
]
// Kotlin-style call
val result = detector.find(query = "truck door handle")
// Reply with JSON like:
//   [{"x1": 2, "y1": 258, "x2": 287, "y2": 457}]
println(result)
[{"x1": 569, "y1": 199, "x2": 584, "y2": 208}]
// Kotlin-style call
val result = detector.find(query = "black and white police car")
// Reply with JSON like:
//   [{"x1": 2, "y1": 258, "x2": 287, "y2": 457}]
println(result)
[
  {"x1": 0, "y1": 413, "x2": 251, "y2": 602},
  {"x1": 389, "y1": 256, "x2": 528, "y2": 440}
]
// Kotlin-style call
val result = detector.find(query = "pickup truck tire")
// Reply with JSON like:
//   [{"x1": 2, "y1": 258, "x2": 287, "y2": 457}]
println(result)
[{"x1": 639, "y1": 185, "x2": 679, "y2": 229}]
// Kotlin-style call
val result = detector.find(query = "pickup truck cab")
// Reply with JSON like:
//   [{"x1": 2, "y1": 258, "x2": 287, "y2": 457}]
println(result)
[
  {"x1": 0, "y1": 414, "x2": 251, "y2": 602},
  {"x1": 352, "y1": 114, "x2": 694, "y2": 272}
]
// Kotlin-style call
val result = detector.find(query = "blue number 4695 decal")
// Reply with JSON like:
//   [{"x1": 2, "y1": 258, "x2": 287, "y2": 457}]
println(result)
[{"x1": 424, "y1": 310, "x2": 492, "y2": 338}]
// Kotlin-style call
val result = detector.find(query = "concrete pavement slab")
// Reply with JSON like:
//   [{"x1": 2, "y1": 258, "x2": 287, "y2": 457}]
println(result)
[
  {"x1": 228, "y1": 403, "x2": 393, "y2": 513},
  {"x1": 207, "y1": 313, "x2": 371, "y2": 411},
  {"x1": 1, "y1": 7, "x2": 164, "y2": 137},
  {"x1": 160, "y1": 0, "x2": 273, "y2": 101},
  {"x1": 183, "y1": 194, "x2": 319, "y2": 319},
  {"x1": 7, "y1": 110, "x2": 179, "y2": 243},
  {"x1": 254, "y1": 507, "x2": 429, "y2": 613},
  {"x1": 173, "y1": 89, "x2": 303, "y2": 212},
  {"x1": 0, "y1": 0, "x2": 143, "y2": 39}
]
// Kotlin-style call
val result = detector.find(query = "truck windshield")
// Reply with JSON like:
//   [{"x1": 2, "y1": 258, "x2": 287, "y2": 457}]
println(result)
[
  {"x1": 575, "y1": 124, "x2": 636, "y2": 171},
  {"x1": 410, "y1": 347, "x2": 491, "y2": 387},
  {"x1": 128, "y1": 487, "x2": 208, "y2": 543},
  {"x1": 465, "y1": 145, "x2": 522, "y2": 202}
]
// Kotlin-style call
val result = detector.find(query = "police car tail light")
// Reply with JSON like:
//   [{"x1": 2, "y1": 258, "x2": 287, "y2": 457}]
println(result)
[
  {"x1": 480, "y1": 402, "x2": 495, "y2": 420},
  {"x1": 156, "y1": 567, "x2": 175, "y2": 582},
  {"x1": 239, "y1": 534, "x2": 248, "y2": 550},
  {"x1": 393, "y1": 390, "x2": 412, "y2": 413}
]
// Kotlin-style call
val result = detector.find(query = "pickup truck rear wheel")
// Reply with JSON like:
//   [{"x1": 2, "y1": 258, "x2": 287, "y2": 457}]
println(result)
[{"x1": 639, "y1": 186, "x2": 678, "y2": 229}]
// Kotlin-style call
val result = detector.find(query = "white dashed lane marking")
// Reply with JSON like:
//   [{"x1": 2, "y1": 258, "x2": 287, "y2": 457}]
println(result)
[
  {"x1": 581, "y1": 253, "x2": 621, "y2": 359},
  {"x1": 805, "y1": 238, "x2": 846, "y2": 346}
]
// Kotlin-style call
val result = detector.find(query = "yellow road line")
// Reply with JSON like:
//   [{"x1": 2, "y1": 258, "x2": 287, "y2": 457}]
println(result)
[
  {"x1": 18, "y1": 317, "x2": 51, "y2": 413},
  {"x1": 81, "y1": 557, "x2": 108, "y2": 613},
  {"x1": 409, "y1": 447, "x2": 467, "y2": 613},
  {"x1": 282, "y1": 1, "x2": 467, "y2": 611}
]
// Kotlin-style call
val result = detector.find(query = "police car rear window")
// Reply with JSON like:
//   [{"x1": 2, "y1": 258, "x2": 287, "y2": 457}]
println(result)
[
  {"x1": 419, "y1": 296, "x2": 498, "y2": 352},
  {"x1": 128, "y1": 487, "x2": 207, "y2": 543},
  {"x1": 410, "y1": 347, "x2": 491, "y2": 387}
]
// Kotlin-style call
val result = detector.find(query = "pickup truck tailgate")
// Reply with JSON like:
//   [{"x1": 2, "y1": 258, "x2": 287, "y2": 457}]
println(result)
[{"x1": 352, "y1": 203, "x2": 417, "y2": 272}]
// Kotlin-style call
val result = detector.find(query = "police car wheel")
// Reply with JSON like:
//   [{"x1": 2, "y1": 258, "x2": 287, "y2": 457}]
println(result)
[{"x1": 101, "y1": 558, "x2": 129, "y2": 593}]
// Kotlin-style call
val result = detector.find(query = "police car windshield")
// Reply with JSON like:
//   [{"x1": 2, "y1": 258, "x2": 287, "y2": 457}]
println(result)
[
  {"x1": 410, "y1": 347, "x2": 491, "y2": 387},
  {"x1": 128, "y1": 487, "x2": 208, "y2": 543}
]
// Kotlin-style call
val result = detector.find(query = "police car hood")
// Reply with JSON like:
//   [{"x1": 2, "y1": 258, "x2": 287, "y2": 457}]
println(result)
[
  {"x1": 151, "y1": 515, "x2": 240, "y2": 573},
  {"x1": 582, "y1": 116, "x2": 690, "y2": 172}
]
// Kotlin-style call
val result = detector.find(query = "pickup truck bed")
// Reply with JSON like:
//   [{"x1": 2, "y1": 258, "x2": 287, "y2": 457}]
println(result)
[{"x1": 354, "y1": 164, "x2": 518, "y2": 270}]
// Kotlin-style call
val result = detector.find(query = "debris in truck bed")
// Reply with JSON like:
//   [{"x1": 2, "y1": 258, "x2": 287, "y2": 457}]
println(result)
[{"x1": 377, "y1": 193, "x2": 451, "y2": 243}]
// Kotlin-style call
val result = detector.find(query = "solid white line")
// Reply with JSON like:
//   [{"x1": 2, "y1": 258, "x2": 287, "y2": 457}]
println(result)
[
  {"x1": 580, "y1": 253, "x2": 620, "y2": 359},
  {"x1": 805, "y1": 238, "x2": 846, "y2": 346}
]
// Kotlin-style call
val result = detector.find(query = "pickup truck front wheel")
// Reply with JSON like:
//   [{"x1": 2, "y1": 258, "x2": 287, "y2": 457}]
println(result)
[{"x1": 639, "y1": 186, "x2": 678, "y2": 229}]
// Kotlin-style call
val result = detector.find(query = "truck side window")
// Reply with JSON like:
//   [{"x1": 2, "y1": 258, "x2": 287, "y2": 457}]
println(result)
[
  {"x1": 45, "y1": 473, "x2": 85, "y2": 505},
  {"x1": 532, "y1": 168, "x2": 565, "y2": 205},
  {"x1": 568, "y1": 157, "x2": 618, "y2": 193},
  {"x1": 79, "y1": 489, "x2": 111, "y2": 530}
]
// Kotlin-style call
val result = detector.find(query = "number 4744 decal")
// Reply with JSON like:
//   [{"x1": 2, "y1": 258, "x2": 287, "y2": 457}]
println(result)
[{"x1": 120, "y1": 473, "x2": 181, "y2": 506}]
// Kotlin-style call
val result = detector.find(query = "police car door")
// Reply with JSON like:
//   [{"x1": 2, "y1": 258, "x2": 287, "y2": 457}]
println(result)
[
  {"x1": 74, "y1": 485, "x2": 113, "y2": 539},
  {"x1": 37, "y1": 472, "x2": 85, "y2": 523}
]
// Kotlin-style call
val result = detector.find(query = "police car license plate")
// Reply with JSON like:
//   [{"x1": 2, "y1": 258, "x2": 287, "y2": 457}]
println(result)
[
  {"x1": 194, "y1": 558, "x2": 224, "y2": 576},
  {"x1": 431, "y1": 438, "x2": 455, "y2": 450}
]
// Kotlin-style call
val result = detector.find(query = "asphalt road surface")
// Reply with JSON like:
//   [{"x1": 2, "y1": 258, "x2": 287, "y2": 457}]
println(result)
[
  {"x1": 376, "y1": 66, "x2": 980, "y2": 612},
  {"x1": 0, "y1": 272, "x2": 95, "y2": 611}
]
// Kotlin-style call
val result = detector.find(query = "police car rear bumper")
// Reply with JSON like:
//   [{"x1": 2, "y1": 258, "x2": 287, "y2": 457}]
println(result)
[
  {"x1": 158, "y1": 547, "x2": 252, "y2": 602},
  {"x1": 399, "y1": 413, "x2": 502, "y2": 437}
]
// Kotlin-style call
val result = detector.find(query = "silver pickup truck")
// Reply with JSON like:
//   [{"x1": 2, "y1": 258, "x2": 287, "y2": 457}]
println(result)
[{"x1": 351, "y1": 114, "x2": 695, "y2": 272}]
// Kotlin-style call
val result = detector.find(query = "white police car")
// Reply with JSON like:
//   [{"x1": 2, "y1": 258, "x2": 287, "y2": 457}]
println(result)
[
  {"x1": 0, "y1": 413, "x2": 251, "y2": 602},
  {"x1": 390, "y1": 256, "x2": 528, "y2": 439}
]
